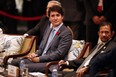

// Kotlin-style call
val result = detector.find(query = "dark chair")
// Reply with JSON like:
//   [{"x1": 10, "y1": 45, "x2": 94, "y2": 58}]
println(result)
[{"x1": 45, "y1": 42, "x2": 92, "y2": 76}]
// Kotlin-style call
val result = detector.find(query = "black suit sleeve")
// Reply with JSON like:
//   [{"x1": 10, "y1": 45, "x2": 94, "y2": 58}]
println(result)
[
  {"x1": 27, "y1": 16, "x2": 48, "y2": 35},
  {"x1": 68, "y1": 58, "x2": 84, "y2": 68}
]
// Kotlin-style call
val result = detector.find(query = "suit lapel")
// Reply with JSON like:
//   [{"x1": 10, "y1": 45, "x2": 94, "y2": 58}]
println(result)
[
  {"x1": 94, "y1": 40, "x2": 112, "y2": 55},
  {"x1": 42, "y1": 26, "x2": 52, "y2": 49},
  {"x1": 100, "y1": 42, "x2": 115, "y2": 53},
  {"x1": 46, "y1": 25, "x2": 63, "y2": 51}
]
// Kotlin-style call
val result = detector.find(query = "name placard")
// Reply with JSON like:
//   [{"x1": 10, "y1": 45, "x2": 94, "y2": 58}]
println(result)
[{"x1": 8, "y1": 65, "x2": 19, "y2": 77}]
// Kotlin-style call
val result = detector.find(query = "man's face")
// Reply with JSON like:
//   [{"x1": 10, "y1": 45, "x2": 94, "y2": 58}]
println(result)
[
  {"x1": 46, "y1": 2, "x2": 57, "y2": 16},
  {"x1": 49, "y1": 11, "x2": 63, "y2": 27},
  {"x1": 98, "y1": 25, "x2": 114, "y2": 42}
]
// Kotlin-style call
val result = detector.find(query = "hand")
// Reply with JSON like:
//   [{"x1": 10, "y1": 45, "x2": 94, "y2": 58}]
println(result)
[
  {"x1": 92, "y1": 16, "x2": 100, "y2": 25},
  {"x1": 23, "y1": 33, "x2": 29, "y2": 37},
  {"x1": 0, "y1": 28, "x2": 3, "y2": 34},
  {"x1": 31, "y1": 57, "x2": 40, "y2": 62},
  {"x1": 99, "y1": 16, "x2": 106, "y2": 22},
  {"x1": 76, "y1": 67, "x2": 88, "y2": 77},
  {"x1": 58, "y1": 60, "x2": 67, "y2": 66},
  {"x1": 27, "y1": 53, "x2": 38, "y2": 58}
]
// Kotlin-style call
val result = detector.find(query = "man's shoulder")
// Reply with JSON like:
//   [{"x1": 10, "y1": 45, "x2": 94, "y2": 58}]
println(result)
[
  {"x1": 109, "y1": 41, "x2": 116, "y2": 45},
  {"x1": 59, "y1": 25, "x2": 72, "y2": 34},
  {"x1": 106, "y1": 41, "x2": 116, "y2": 49},
  {"x1": 40, "y1": 15, "x2": 49, "y2": 21}
]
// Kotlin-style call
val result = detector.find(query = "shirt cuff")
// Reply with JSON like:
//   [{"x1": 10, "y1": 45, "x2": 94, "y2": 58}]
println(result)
[
  {"x1": 24, "y1": 33, "x2": 29, "y2": 37},
  {"x1": 66, "y1": 61, "x2": 69, "y2": 66}
]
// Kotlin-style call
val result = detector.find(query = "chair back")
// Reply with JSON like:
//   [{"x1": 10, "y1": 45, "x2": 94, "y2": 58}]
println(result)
[
  {"x1": 67, "y1": 26, "x2": 74, "y2": 39},
  {"x1": 3, "y1": 35, "x2": 36, "y2": 66},
  {"x1": 61, "y1": 42, "x2": 92, "y2": 72},
  {"x1": 19, "y1": 36, "x2": 36, "y2": 56},
  {"x1": 77, "y1": 42, "x2": 92, "y2": 59},
  {"x1": 66, "y1": 40, "x2": 85, "y2": 60}
]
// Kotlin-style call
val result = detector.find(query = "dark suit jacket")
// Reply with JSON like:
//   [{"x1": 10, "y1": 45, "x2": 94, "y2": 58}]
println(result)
[
  {"x1": 26, "y1": 15, "x2": 49, "y2": 46},
  {"x1": 36, "y1": 24, "x2": 72, "y2": 62},
  {"x1": 67, "y1": 40, "x2": 116, "y2": 76},
  {"x1": 89, "y1": 41, "x2": 116, "y2": 77}
]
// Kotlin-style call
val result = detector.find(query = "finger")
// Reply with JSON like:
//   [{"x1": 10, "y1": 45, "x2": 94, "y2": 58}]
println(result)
[
  {"x1": 80, "y1": 72, "x2": 83, "y2": 77},
  {"x1": 28, "y1": 58, "x2": 32, "y2": 61},
  {"x1": 77, "y1": 72, "x2": 81, "y2": 77}
]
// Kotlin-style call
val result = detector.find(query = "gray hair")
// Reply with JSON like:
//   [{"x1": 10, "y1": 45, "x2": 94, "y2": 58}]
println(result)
[{"x1": 48, "y1": 0, "x2": 62, "y2": 7}]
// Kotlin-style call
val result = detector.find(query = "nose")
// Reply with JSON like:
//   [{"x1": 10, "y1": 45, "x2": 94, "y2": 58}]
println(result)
[
  {"x1": 102, "y1": 32, "x2": 106, "y2": 36},
  {"x1": 54, "y1": 16, "x2": 58, "y2": 20}
]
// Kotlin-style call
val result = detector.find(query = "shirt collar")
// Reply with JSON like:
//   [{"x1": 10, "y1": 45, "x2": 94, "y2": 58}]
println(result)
[{"x1": 50, "y1": 23, "x2": 63, "y2": 31}]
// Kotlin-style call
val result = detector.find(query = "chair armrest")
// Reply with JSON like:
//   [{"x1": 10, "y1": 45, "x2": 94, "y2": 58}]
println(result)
[
  {"x1": 45, "y1": 61, "x2": 59, "y2": 76},
  {"x1": 3, "y1": 52, "x2": 28, "y2": 67},
  {"x1": 3, "y1": 35, "x2": 36, "y2": 68}
]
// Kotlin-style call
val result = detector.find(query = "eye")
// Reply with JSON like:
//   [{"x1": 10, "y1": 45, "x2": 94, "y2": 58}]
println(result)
[
  {"x1": 56, "y1": 14, "x2": 60, "y2": 17},
  {"x1": 105, "y1": 31, "x2": 109, "y2": 34},
  {"x1": 51, "y1": 15, "x2": 55, "y2": 17}
]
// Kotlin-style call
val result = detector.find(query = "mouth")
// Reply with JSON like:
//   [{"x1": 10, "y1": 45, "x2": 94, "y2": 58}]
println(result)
[{"x1": 54, "y1": 21, "x2": 58, "y2": 23}]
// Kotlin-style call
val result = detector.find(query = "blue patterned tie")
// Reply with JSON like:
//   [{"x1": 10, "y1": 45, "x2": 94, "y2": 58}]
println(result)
[{"x1": 42, "y1": 28, "x2": 55, "y2": 55}]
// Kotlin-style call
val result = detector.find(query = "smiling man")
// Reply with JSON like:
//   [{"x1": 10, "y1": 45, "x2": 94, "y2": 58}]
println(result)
[{"x1": 11, "y1": 5, "x2": 72, "y2": 73}]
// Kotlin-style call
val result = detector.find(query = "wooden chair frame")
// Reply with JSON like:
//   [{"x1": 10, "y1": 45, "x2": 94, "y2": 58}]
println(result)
[
  {"x1": 45, "y1": 42, "x2": 92, "y2": 76},
  {"x1": 3, "y1": 35, "x2": 36, "y2": 68}
]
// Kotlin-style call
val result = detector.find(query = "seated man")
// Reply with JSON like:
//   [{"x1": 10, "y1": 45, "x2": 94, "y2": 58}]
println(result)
[
  {"x1": 59, "y1": 21, "x2": 116, "y2": 77},
  {"x1": 24, "y1": 0, "x2": 62, "y2": 46},
  {"x1": 11, "y1": 5, "x2": 72, "y2": 73}
]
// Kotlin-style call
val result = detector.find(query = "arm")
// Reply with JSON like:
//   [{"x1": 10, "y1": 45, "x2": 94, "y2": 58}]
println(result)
[
  {"x1": 58, "y1": 58, "x2": 84, "y2": 69},
  {"x1": 26, "y1": 16, "x2": 48, "y2": 35}
]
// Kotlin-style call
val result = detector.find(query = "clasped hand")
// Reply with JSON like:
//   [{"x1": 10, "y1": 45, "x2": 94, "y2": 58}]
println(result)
[
  {"x1": 58, "y1": 60, "x2": 67, "y2": 69},
  {"x1": 26, "y1": 53, "x2": 40, "y2": 62},
  {"x1": 59, "y1": 60, "x2": 67, "y2": 65}
]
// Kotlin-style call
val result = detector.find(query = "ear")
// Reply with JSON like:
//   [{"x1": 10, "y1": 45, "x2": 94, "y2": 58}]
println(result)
[
  {"x1": 98, "y1": 31, "x2": 100, "y2": 36},
  {"x1": 111, "y1": 31, "x2": 115, "y2": 37},
  {"x1": 62, "y1": 16, "x2": 64, "y2": 18}
]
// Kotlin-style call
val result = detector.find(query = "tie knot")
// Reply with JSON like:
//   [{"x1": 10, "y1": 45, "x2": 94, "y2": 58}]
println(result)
[
  {"x1": 51, "y1": 28, "x2": 55, "y2": 33},
  {"x1": 52, "y1": 28, "x2": 55, "y2": 31},
  {"x1": 97, "y1": 43, "x2": 104, "y2": 49}
]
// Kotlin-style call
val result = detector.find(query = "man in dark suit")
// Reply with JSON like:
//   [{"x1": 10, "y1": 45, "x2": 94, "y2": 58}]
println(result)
[
  {"x1": 24, "y1": 0, "x2": 62, "y2": 47},
  {"x1": 11, "y1": 5, "x2": 72, "y2": 73},
  {"x1": 59, "y1": 22, "x2": 116, "y2": 77},
  {"x1": 85, "y1": 0, "x2": 116, "y2": 48}
]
